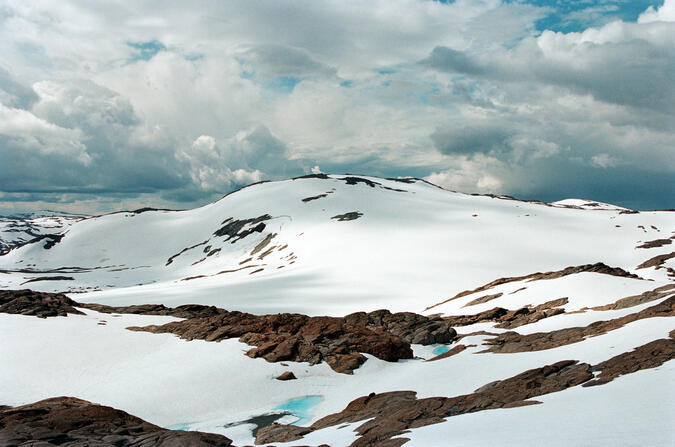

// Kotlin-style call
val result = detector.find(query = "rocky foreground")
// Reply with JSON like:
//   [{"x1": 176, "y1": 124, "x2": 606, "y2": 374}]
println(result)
[
  {"x1": 1, "y1": 288, "x2": 674, "y2": 446},
  {"x1": 0, "y1": 397, "x2": 236, "y2": 447},
  {"x1": 0, "y1": 289, "x2": 456, "y2": 374}
]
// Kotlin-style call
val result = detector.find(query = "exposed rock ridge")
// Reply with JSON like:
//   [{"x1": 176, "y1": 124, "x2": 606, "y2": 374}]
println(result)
[
  {"x1": 636, "y1": 251, "x2": 674, "y2": 270},
  {"x1": 425, "y1": 262, "x2": 642, "y2": 311},
  {"x1": 213, "y1": 215, "x2": 272, "y2": 242},
  {"x1": 635, "y1": 237, "x2": 673, "y2": 249},
  {"x1": 255, "y1": 360, "x2": 594, "y2": 446},
  {"x1": 0, "y1": 289, "x2": 84, "y2": 318},
  {"x1": 343, "y1": 309, "x2": 457, "y2": 344},
  {"x1": 441, "y1": 297, "x2": 568, "y2": 329},
  {"x1": 483, "y1": 296, "x2": 674, "y2": 353},
  {"x1": 0, "y1": 396, "x2": 234, "y2": 446},
  {"x1": 129, "y1": 311, "x2": 416, "y2": 374},
  {"x1": 256, "y1": 334, "x2": 675, "y2": 446}
]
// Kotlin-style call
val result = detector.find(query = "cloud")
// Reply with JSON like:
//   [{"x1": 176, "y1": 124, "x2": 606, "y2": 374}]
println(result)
[
  {"x1": 237, "y1": 44, "x2": 337, "y2": 81},
  {"x1": 0, "y1": 0, "x2": 673, "y2": 212},
  {"x1": 423, "y1": 20, "x2": 675, "y2": 114},
  {"x1": 638, "y1": 0, "x2": 675, "y2": 23},
  {"x1": 0, "y1": 67, "x2": 38, "y2": 108},
  {"x1": 177, "y1": 127, "x2": 302, "y2": 196},
  {"x1": 430, "y1": 125, "x2": 511, "y2": 156}
]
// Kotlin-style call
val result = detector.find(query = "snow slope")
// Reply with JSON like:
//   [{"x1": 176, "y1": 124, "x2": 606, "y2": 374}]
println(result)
[
  {"x1": 1, "y1": 175, "x2": 673, "y2": 446},
  {"x1": 0, "y1": 212, "x2": 84, "y2": 254},
  {"x1": 0, "y1": 175, "x2": 672, "y2": 315}
]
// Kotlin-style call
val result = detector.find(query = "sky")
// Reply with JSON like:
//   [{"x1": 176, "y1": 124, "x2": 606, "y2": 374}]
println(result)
[{"x1": 0, "y1": 0, "x2": 673, "y2": 214}]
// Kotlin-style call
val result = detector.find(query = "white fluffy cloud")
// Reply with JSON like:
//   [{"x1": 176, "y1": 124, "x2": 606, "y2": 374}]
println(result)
[{"x1": 0, "y1": 0, "x2": 673, "y2": 213}]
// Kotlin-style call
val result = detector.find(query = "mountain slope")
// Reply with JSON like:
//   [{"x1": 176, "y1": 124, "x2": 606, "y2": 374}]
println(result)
[
  {"x1": 0, "y1": 175, "x2": 673, "y2": 446},
  {"x1": 0, "y1": 175, "x2": 672, "y2": 315}
]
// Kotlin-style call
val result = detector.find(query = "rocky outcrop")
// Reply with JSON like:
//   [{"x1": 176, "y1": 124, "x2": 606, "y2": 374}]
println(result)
[
  {"x1": 583, "y1": 335, "x2": 675, "y2": 387},
  {"x1": 257, "y1": 332, "x2": 675, "y2": 446},
  {"x1": 590, "y1": 284, "x2": 675, "y2": 311},
  {"x1": 82, "y1": 302, "x2": 225, "y2": 319},
  {"x1": 483, "y1": 296, "x2": 675, "y2": 353},
  {"x1": 344, "y1": 309, "x2": 457, "y2": 344},
  {"x1": 426, "y1": 262, "x2": 642, "y2": 311},
  {"x1": 0, "y1": 289, "x2": 84, "y2": 318},
  {"x1": 213, "y1": 215, "x2": 271, "y2": 242},
  {"x1": 464, "y1": 292, "x2": 503, "y2": 307},
  {"x1": 276, "y1": 371, "x2": 297, "y2": 381},
  {"x1": 21, "y1": 275, "x2": 74, "y2": 285},
  {"x1": 442, "y1": 298, "x2": 568, "y2": 329},
  {"x1": 0, "y1": 396, "x2": 234, "y2": 446},
  {"x1": 636, "y1": 251, "x2": 674, "y2": 269},
  {"x1": 302, "y1": 193, "x2": 329, "y2": 202},
  {"x1": 256, "y1": 360, "x2": 593, "y2": 446},
  {"x1": 129, "y1": 311, "x2": 415, "y2": 374},
  {"x1": 331, "y1": 212, "x2": 363, "y2": 221},
  {"x1": 636, "y1": 237, "x2": 673, "y2": 249},
  {"x1": 0, "y1": 290, "x2": 457, "y2": 374}
]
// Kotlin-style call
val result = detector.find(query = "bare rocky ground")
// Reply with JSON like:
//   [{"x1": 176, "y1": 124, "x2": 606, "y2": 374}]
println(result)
[
  {"x1": 482, "y1": 296, "x2": 674, "y2": 353},
  {"x1": 0, "y1": 289, "x2": 456, "y2": 374},
  {"x1": 0, "y1": 397, "x2": 235, "y2": 446},
  {"x1": 425, "y1": 262, "x2": 643, "y2": 311},
  {"x1": 256, "y1": 333, "x2": 675, "y2": 446},
  {"x1": 1, "y1": 288, "x2": 673, "y2": 445}
]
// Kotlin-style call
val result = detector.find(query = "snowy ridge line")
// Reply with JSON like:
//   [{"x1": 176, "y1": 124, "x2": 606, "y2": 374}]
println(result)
[{"x1": 1, "y1": 174, "x2": 671, "y2": 315}]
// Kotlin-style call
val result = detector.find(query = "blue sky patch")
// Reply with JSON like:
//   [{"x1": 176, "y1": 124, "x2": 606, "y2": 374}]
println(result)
[
  {"x1": 266, "y1": 76, "x2": 301, "y2": 93},
  {"x1": 508, "y1": 0, "x2": 664, "y2": 33},
  {"x1": 127, "y1": 40, "x2": 166, "y2": 61}
]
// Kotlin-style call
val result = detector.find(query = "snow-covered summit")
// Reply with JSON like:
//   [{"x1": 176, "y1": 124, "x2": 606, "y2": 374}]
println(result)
[
  {"x1": 0, "y1": 174, "x2": 671, "y2": 315},
  {"x1": 550, "y1": 198, "x2": 632, "y2": 211},
  {"x1": 0, "y1": 174, "x2": 673, "y2": 446}
]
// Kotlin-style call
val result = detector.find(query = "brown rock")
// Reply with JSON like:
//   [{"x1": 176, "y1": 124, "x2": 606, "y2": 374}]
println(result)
[
  {"x1": 129, "y1": 311, "x2": 414, "y2": 374},
  {"x1": 0, "y1": 396, "x2": 234, "y2": 446},
  {"x1": 636, "y1": 251, "x2": 675, "y2": 269},
  {"x1": 583, "y1": 336, "x2": 675, "y2": 387},
  {"x1": 426, "y1": 262, "x2": 642, "y2": 311},
  {"x1": 0, "y1": 289, "x2": 84, "y2": 318},
  {"x1": 464, "y1": 293, "x2": 503, "y2": 307},
  {"x1": 276, "y1": 371, "x2": 297, "y2": 381},
  {"x1": 635, "y1": 237, "x2": 673, "y2": 249},
  {"x1": 483, "y1": 296, "x2": 675, "y2": 353},
  {"x1": 442, "y1": 298, "x2": 568, "y2": 329},
  {"x1": 591, "y1": 284, "x2": 675, "y2": 311},
  {"x1": 256, "y1": 360, "x2": 594, "y2": 446}
]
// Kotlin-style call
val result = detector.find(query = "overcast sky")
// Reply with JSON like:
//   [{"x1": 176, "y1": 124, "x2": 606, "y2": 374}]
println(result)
[{"x1": 1, "y1": 0, "x2": 673, "y2": 214}]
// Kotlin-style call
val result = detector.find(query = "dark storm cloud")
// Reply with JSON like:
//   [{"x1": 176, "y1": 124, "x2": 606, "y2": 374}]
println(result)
[{"x1": 430, "y1": 125, "x2": 512, "y2": 156}]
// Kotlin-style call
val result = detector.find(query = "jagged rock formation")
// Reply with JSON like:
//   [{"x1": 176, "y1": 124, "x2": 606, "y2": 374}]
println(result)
[
  {"x1": 129, "y1": 308, "x2": 458, "y2": 374},
  {"x1": 0, "y1": 289, "x2": 84, "y2": 318},
  {"x1": 583, "y1": 331, "x2": 675, "y2": 387},
  {"x1": 129, "y1": 311, "x2": 415, "y2": 374},
  {"x1": 331, "y1": 212, "x2": 363, "y2": 221},
  {"x1": 256, "y1": 360, "x2": 594, "y2": 446},
  {"x1": 426, "y1": 262, "x2": 643, "y2": 311},
  {"x1": 344, "y1": 309, "x2": 457, "y2": 344},
  {"x1": 636, "y1": 252, "x2": 675, "y2": 269},
  {"x1": 256, "y1": 333, "x2": 675, "y2": 446},
  {"x1": 442, "y1": 298, "x2": 568, "y2": 329},
  {"x1": 483, "y1": 296, "x2": 674, "y2": 353},
  {"x1": 0, "y1": 397, "x2": 234, "y2": 446},
  {"x1": 0, "y1": 289, "x2": 459, "y2": 374},
  {"x1": 635, "y1": 237, "x2": 673, "y2": 249},
  {"x1": 590, "y1": 284, "x2": 675, "y2": 311}
]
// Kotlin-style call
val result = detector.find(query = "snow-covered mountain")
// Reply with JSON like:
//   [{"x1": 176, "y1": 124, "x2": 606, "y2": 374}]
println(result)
[
  {"x1": 1, "y1": 175, "x2": 673, "y2": 446},
  {"x1": 0, "y1": 211, "x2": 85, "y2": 254}
]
